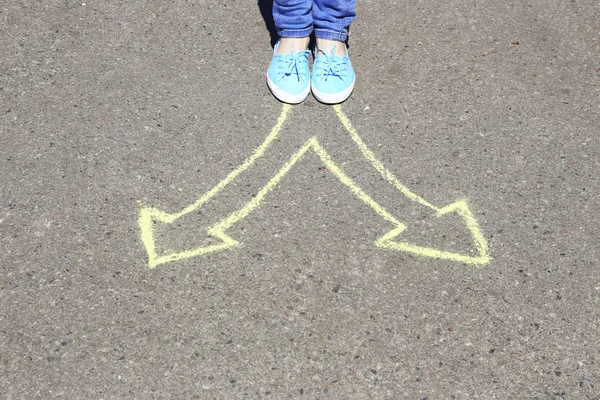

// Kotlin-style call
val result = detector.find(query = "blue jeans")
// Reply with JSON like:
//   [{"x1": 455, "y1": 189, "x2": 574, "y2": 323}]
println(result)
[{"x1": 273, "y1": 0, "x2": 356, "y2": 42}]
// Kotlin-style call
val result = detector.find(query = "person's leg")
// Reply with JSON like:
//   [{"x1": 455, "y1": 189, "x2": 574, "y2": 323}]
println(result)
[
  {"x1": 311, "y1": 0, "x2": 357, "y2": 104},
  {"x1": 273, "y1": 0, "x2": 313, "y2": 53},
  {"x1": 267, "y1": 0, "x2": 313, "y2": 103},
  {"x1": 313, "y1": 0, "x2": 356, "y2": 56}
]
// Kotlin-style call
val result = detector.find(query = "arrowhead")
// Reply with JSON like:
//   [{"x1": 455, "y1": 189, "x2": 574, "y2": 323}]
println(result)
[
  {"x1": 138, "y1": 205, "x2": 238, "y2": 269},
  {"x1": 137, "y1": 104, "x2": 293, "y2": 268},
  {"x1": 375, "y1": 200, "x2": 492, "y2": 266}
]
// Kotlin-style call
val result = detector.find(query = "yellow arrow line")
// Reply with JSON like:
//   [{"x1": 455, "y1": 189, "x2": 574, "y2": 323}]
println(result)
[
  {"x1": 376, "y1": 199, "x2": 491, "y2": 265},
  {"x1": 333, "y1": 105, "x2": 438, "y2": 211},
  {"x1": 139, "y1": 103, "x2": 491, "y2": 268},
  {"x1": 175, "y1": 103, "x2": 292, "y2": 220},
  {"x1": 207, "y1": 136, "x2": 406, "y2": 252},
  {"x1": 143, "y1": 136, "x2": 407, "y2": 268},
  {"x1": 139, "y1": 104, "x2": 291, "y2": 267},
  {"x1": 333, "y1": 105, "x2": 491, "y2": 265}
]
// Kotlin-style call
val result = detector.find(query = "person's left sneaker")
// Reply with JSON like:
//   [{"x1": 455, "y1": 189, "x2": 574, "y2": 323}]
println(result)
[
  {"x1": 311, "y1": 45, "x2": 355, "y2": 104},
  {"x1": 266, "y1": 42, "x2": 311, "y2": 104}
]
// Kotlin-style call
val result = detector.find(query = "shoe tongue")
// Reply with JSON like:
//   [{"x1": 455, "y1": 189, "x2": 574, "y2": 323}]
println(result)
[{"x1": 317, "y1": 45, "x2": 341, "y2": 58}]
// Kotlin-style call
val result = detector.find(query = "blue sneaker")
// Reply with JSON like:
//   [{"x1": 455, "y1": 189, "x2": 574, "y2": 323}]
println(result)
[
  {"x1": 311, "y1": 45, "x2": 355, "y2": 104},
  {"x1": 266, "y1": 42, "x2": 311, "y2": 104}
]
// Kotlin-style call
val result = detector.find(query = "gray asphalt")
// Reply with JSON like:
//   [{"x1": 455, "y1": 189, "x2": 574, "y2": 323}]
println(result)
[{"x1": 1, "y1": 1, "x2": 599, "y2": 399}]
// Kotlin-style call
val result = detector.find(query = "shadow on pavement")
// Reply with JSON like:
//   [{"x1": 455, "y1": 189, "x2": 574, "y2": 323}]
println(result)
[{"x1": 257, "y1": 0, "x2": 278, "y2": 48}]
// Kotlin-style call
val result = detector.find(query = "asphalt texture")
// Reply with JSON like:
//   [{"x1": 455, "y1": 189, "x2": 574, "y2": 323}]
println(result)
[{"x1": 1, "y1": 1, "x2": 599, "y2": 399}]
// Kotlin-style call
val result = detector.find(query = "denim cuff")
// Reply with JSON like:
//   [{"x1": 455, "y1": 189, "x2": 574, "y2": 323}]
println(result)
[
  {"x1": 314, "y1": 28, "x2": 348, "y2": 42},
  {"x1": 278, "y1": 27, "x2": 314, "y2": 39}
]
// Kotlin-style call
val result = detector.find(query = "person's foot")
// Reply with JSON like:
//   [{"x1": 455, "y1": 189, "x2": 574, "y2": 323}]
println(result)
[
  {"x1": 311, "y1": 41, "x2": 355, "y2": 104},
  {"x1": 276, "y1": 36, "x2": 310, "y2": 54},
  {"x1": 266, "y1": 38, "x2": 311, "y2": 104},
  {"x1": 314, "y1": 38, "x2": 347, "y2": 57}
]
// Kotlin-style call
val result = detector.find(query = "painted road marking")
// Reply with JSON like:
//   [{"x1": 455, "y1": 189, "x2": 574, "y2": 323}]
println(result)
[{"x1": 139, "y1": 104, "x2": 491, "y2": 268}]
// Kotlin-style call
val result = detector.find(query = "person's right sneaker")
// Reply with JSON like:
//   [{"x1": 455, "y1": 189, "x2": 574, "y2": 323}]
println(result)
[
  {"x1": 311, "y1": 45, "x2": 355, "y2": 104},
  {"x1": 266, "y1": 42, "x2": 311, "y2": 104}
]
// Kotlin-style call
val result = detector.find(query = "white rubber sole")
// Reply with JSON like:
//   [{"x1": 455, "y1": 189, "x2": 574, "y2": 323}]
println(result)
[
  {"x1": 267, "y1": 74, "x2": 310, "y2": 104},
  {"x1": 311, "y1": 78, "x2": 356, "y2": 104}
]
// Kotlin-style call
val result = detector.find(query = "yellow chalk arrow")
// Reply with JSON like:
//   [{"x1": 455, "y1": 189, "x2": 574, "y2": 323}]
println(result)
[
  {"x1": 138, "y1": 104, "x2": 292, "y2": 268},
  {"x1": 333, "y1": 105, "x2": 491, "y2": 265},
  {"x1": 138, "y1": 103, "x2": 491, "y2": 268}
]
